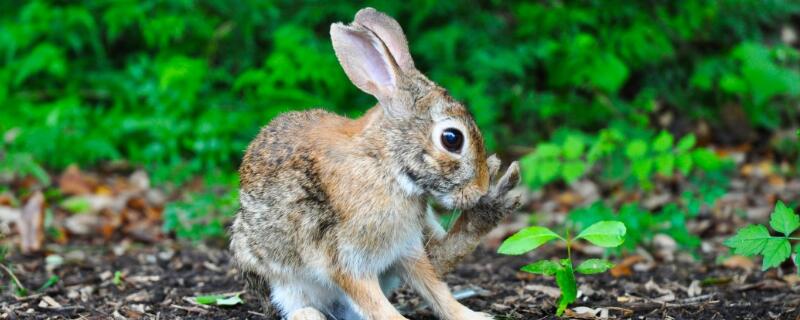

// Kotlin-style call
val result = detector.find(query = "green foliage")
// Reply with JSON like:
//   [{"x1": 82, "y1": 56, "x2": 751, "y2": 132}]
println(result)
[
  {"x1": 499, "y1": 221, "x2": 626, "y2": 316},
  {"x1": 521, "y1": 126, "x2": 730, "y2": 255},
  {"x1": 575, "y1": 259, "x2": 615, "y2": 275},
  {"x1": 37, "y1": 275, "x2": 59, "y2": 291},
  {"x1": 194, "y1": 293, "x2": 244, "y2": 307},
  {"x1": 112, "y1": 270, "x2": 123, "y2": 286},
  {"x1": 163, "y1": 176, "x2": 239, "y2": 241},
  {"x1": 569, "y1": 203, "x2": 700, "y2": 253},
  {"x1": 725, "y1": 201, "x2": 800, "y2": 271},
  {"x1": 1, "y1": 1, "x2": 798, "y2": 240},
  {"x1": 2, "y1": 1, "x2": 798, "y2": 178},
  {"x1": 497, "y1": 226, "x2": 562, "y2": 255},
  {"x1": 574, "y1": 221, "x2": 626, "y2": 247},
  {"x1": 520, "y1": 127, "x2": 727, "y2": 191}
]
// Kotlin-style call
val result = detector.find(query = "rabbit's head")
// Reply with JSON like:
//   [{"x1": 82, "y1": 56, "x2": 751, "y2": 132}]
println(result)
[{"x1": 331, "y1": 8, "x2": 490, "y2": 209}]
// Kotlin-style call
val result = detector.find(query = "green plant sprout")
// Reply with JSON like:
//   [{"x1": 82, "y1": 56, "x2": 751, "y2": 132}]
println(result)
[
  {"x1": 193, "y1": 293, "x2": 244, "y2": 307},
  {"x1": 725, "y1": 201, "x2": 800, "y2": 271},
  {"x1": 498, "y1": 221, "x2": 627, "y2": 316}
]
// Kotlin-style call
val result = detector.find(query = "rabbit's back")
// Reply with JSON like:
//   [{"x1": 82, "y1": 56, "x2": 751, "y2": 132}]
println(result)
[{"x1": 231, "y1": 108, "x2": 372, "y2": 273}]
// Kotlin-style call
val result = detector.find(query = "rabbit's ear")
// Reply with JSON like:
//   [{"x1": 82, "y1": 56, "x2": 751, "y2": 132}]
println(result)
[
  {"x1": 331, "y1": 23, "x2": 402, "y2": 112},
  {"x1": 354, "y1": 8, "x2": 415, "y2": 72}
]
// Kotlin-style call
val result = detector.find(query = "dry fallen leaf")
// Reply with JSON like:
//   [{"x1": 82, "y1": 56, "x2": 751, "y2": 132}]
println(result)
[
  {"x1": 610, "y1": 255, "x2": 645, "y2": 277},
  {"x1": 19, "y1": 191, "x2": 44, "y2": 254},
  {"x1": 722, "y1": 255, "x2": 755, "y2": 271},
  {"x1": 0, "y1": 206, "x2": 21, "y2": 235},
  {"x1": 524, "y1": 284, "x2": 561, "y2": 298},
  {"x1": 781, "y1": 274, "x2": 800, "y2": 287},
  {"x1": 565, "y1": 306, "x2": 609, "y2": 319},
  {"x1": 58, "y1": 165, "x2": 96, "y2": 196},
  {"x1": 687, "y1": 280, "x2": 702, "y2": 297}
]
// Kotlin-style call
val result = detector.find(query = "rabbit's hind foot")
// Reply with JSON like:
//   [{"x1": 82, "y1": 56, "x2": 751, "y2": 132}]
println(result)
[{"x1": 289, "y1": 307, "x2": 327, "y2": 320}]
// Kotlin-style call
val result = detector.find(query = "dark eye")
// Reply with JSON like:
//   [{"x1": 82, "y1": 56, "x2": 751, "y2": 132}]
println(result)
[{"x1": 440, "y1": 128, "x2": 464, "y2": 153}]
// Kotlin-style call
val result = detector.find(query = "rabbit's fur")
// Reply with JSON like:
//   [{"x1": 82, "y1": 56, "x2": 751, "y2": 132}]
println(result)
[{"x1": 230, "y1": 8, "x2": 521, "y2": 320}]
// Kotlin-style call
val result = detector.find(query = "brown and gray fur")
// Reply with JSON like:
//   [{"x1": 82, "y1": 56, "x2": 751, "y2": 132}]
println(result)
[{"x1": 230, "y1": 8, "x2": 521, "y2": 320}]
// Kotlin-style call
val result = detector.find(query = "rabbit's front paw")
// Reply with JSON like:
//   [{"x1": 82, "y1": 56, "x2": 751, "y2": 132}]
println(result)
[{"x1": 466, "y1": 156, "x2": 522, "y2": 230}]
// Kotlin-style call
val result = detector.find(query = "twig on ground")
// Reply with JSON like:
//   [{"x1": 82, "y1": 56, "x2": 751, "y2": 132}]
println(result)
[
  {"x1": 182, "y1": 297, "x2": 211, "y2": 309},
  {"x1": 247, "y1": 310, "x2": 269, "y2": 318},
  {"x1": 170, "y1": 304, "x2": 209, "y2": 314},
  {"x1": 0, "y1": 263, "x2": 26, "y2": 293}
]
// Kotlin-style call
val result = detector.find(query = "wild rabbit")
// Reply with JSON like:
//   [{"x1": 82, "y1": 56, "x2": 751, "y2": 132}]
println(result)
[{"x1": 230, "y1": 7, "x2": 521, "y2": 320}]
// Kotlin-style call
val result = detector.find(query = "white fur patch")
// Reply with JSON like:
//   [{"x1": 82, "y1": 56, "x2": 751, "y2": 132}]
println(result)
[
  {"x1": 394, "y1": 170, "x2": 424, "y2": 196},
  {"x1": 425, "y1": 204, "x2": 447, "y2": 240}
]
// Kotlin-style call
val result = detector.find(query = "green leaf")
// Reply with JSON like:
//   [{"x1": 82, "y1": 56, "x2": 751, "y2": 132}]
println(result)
[
  {"x1": 61, "y1": 197, "x2": 91, "y2": 214},
  {"x1": 194, "y1": 294, "x2": 243, "y2": 306},
  {"x1": 498, "y1": 226, "x2": 562, "y2": 255},
  {"x1": 575, "y1": 259, "x2": 614, "y2": 275},
  {"x1": 555, "y1": 259, "x2": 577, "y2": 316},
  {"x1": 655, "y1": 154, "x2": 675, "y2": 177},
  {"x1": 112, "y1": 271, "x2": 123, "y2": 286},
  {"x1": 720, "y1": 74, "x2": 747, "y2": 93},
  {"x1": 562, "y1": 135, "x2": 586, "y2": 160},
  {"x1": 535, "y1": 160, "x2": 561, "y2": 185},
  {"x1": 575, "y1": 221, "x2": 627, "y2": 247},
  {"x1": 587, "y1": 53, "x2": 629, "y2": 93},
  {"x1": 195, "y1": 294, "x2": 225, "y2": 305},
  {"x1": 535, "y1": 143, "x2": 561, "y2": 158},
  {"x1": 37, "y1": 275, "x2": 59, "y2": 292},
  {"x1": 723, "y1": 224, "x2": 771, "y2": 256},
  {"x1": 216, "y1": 294, "x2": 244, "y2": 306},
  {"x1": 795, "y1": 245, "x2": 800, "y2": 275},
  {"x1": 652, "y1": 131, "x2": 674, "y2": 153},
  {"x1": 692, "y1": 149, "x2": 722, "y2": 171},
  {"x1": 770, "y1": 201, "x2": 799, "y2": 237},
  {"x1": 561, "y1": 161, "x2": 587, "y2": 183},
  {"x1": 762, "y1": 238, "x2": 791, "y2": 271},
  {"x1": 676, "y1": 134, "x2": 697, "y2": 152},
  {"x1": 676, "y1": 153, "x2": 694, "y2": 175},
  {"x1": 521, "y1": 260, "x2": 562, "y2": 276},
  {"x1": 625, "y1": 140, "x2": 647, "y2": 159}
]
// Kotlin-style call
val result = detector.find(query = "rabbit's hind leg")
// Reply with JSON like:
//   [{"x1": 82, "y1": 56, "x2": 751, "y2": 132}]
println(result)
[{"x1": 271, "y1": 278, "x2": 340, "y2": 319}]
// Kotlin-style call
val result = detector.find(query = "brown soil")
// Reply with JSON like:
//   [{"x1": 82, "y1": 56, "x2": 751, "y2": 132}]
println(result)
[{"x1": 2, "y1": 240, "x2": 797, "y2": 320}]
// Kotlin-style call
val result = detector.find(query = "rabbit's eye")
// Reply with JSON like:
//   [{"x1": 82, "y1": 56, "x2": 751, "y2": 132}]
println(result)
[{"x1": 441, "y1": 128, "x2": 464, "y2": 153}]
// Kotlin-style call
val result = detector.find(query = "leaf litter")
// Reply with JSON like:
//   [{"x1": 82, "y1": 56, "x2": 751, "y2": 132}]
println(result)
[{"x1": 0, "y1": 155, "x2": 799, "y2": 318}]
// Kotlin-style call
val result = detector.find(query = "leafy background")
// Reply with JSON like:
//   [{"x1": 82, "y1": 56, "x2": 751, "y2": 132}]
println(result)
[{"x1": 1, "y1": 0, "x2": 799, "y2": 240}]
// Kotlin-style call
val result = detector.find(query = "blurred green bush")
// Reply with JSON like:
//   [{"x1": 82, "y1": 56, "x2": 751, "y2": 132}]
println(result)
[
  {"x1": 1, "y1": 0, "x2": 798, "y2": 241},
  {"x1": 2, "y1": 0, "x2": 799, "y2": 183}
]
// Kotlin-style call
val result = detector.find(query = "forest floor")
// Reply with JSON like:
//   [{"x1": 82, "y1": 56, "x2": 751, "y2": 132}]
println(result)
[
  {"x1": 2, "y1": 150, "x2": 800, "y2": 319},
  {"x1": 1, "y1": 240, "x2": 798, "y2": 320}
]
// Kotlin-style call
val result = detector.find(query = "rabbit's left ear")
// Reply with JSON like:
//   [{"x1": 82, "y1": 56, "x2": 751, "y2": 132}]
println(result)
[
  {"x1": 331, "y1": 22, "x2": 408, "y2": 117},
  {"x1": 354, "y1": 8, "x2": 415, "y2": 73}
]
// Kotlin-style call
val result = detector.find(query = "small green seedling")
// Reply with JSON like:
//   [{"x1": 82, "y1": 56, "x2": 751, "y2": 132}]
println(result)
[
  {"x1": 194, "y1": 293, "x2": 244, "y2": 307},
  {"x1": 37, "y1": 275, "x2": 60, "y2": 291},
  {"x1": 112, "y1": 271, "x2": 124, "y2": 286},
  {"x1": 498, "y1": 221, "x2": 626, "y2": 316},
  {"x1": 725, "y1": 201, "x2": 800, "y2": 271}
]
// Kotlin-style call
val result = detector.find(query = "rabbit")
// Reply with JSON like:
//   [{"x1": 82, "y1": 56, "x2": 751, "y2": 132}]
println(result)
[{"x1": 229, "y1": 7, "x2": 521, "y2": 320}]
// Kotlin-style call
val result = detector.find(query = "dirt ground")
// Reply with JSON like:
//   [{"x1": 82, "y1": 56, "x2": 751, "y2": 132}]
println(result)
[
  {"x1": 2, "y1": 149, "x2": 800, "y2": 319},
  {"x1": 2, "y1": 237, "x2": 798, "y2": 320}
]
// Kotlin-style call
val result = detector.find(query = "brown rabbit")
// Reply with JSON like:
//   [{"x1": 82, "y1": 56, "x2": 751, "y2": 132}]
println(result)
[{"x1": 230, "y1": 7, "x2": 521, "y2": 320}]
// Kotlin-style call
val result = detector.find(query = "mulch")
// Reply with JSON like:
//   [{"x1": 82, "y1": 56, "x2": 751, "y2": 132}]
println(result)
[
  {"x1": 2, "y1": 239, "x2": 798, "y2": 320},
  {"x1": 2, "y1": 149, "x2": 800, "y2": 319}
]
